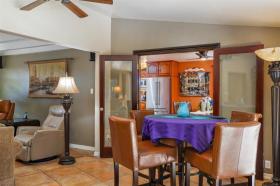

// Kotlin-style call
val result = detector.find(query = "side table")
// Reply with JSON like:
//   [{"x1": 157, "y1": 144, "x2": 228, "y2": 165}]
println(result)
[{"x1": 1, "y1": 118, "x2": 40, "y2": 136}]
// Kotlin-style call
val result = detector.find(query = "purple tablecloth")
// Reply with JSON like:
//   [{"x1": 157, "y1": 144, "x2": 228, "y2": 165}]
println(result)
[{"x1": 142, "y1": 115, "x2": 228, "y2": 152}]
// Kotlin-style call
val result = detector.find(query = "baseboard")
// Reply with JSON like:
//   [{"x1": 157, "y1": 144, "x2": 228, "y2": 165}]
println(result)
[
  {"x1": 264, "y1": 173, "x2": 272, "y2": 180},
  {"x1": 70, "y1": 144, "x2": 95, "y2": 152},
  {"x1": 94, "y1": 151, "x2": 100, "y2": 157}
]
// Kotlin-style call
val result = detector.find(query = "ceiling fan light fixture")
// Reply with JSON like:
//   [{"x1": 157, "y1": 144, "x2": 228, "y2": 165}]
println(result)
[
  {"x1": 195, "y1": 50, "x2": 209, "y2": 60},
  {"x1": 20, "y1": 0, "x2": 113, "y2": 18}
]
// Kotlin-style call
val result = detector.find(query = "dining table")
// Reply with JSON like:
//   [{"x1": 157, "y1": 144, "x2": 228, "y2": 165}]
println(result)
[{"x1": 142, "y1": 114, "x2": 228, "y2": 186}]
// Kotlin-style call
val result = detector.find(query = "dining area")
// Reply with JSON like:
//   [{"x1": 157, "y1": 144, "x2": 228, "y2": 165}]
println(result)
[
  {"x1": 99, "y1": 46, "x2": 271, "y2": 186},
  {"x1": 108, "y1": 106, "x2": 262, "y2": 186}
]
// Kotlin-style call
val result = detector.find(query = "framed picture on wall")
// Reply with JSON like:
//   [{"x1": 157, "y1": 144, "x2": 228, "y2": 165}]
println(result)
[
  {"x1": 27, "y1": 59, "x2": 68, "y2": 98},
  {"x1": 179, "y1": 68, "x2": 210, "y2": 97}
]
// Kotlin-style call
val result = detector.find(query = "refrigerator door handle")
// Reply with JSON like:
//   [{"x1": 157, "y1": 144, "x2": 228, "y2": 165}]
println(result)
[
  {"x1": 158, "y1": 81, "x2": 161, "y2": 106},
  {"x1": 154, "y1": 81, "x2": 158, "y2": 106},
  {"x1": 156, "y1": 81, "x2": 159, "y2": 106}
]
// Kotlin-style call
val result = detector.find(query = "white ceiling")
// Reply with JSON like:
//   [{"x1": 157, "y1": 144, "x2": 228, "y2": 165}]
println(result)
[
  {"x1": 111, "y1": 0, "x2": 280, "y2": 27},
  {"x1": 0, "y1": 32, "x2": 66, "y2": 56},
  {"x1": 18, "y1": 0, "x2": 280, "y2": 27}
]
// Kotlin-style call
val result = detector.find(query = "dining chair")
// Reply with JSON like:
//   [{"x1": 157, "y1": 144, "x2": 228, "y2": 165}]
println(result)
[
  {"x1": 185, "y1": 122, "x2": 261, "y2": 186},
  {"x1": 109, "y1": 116, "x2": 177, "y2": 186},
  {"x1": 229, "y1": 111, "x2": 262, "y2": 184},
  {"x1": 130, "y1": 109, "x2": 154, "y2": 141},
  {"x1": 231, "y1": 111, "x2": 262, "y2": 122}
]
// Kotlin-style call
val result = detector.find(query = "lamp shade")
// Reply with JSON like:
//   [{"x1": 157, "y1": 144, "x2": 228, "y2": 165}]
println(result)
[
  {"x1": 53, "y1": 76, "x2": 79, "y2": 94},
  {"x1": 255, "y1": 47, "x2": 280, "y2": 62}
]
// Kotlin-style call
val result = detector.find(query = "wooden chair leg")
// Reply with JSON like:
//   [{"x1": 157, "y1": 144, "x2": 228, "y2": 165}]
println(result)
[
  {"x1": 248, "y1": 175, "x2": 255, "y2": 186},
  {"x1": 114, "y1": 162, "x2": 119, "y2": 186},
  {"x1": 212, "y1": 179, "x2": 222, "y2": 186},
  {"x1": 185, "y1": 162, "x2": 191, "y2": 186},
  {"x1": 133, "y1": 171, "x2": 139, "y2": 186},
  {"x1": 230, "y1": 178, "x2": 235, "y2": 184},
  {"x1": 198, "y1": 173, "x2": 203, "y2": 186},
  {"x1": 158, "y1": 166, "x2": 164, "y2": 185},
  {"x1": 149, "y1": 168, "x2": 156, "y2": 184},
  {"x1": 171, "y1": 162, "x2": 176, "y2": 186}
]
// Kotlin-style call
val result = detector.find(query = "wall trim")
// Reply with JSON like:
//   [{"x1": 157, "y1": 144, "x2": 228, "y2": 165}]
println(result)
[
  {"x1": 94, "y1": 54, "x2": 101, "y2": 157},
  {"x1": 264, "y1": 173, "x2": 272, "y2": 180},
  {"x1": 70, "y1": 143, "x2": 95, "y2": 152}
]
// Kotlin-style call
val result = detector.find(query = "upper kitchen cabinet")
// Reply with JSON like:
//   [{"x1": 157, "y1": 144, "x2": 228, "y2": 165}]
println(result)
[
  {"x1": 146, "y1": 62, "x2": 158, "y2": 76},
  {"x1": 158, "y1": 62, "x2": 170, "y2": 76},
  {"x1": 145, "y1": 61, "x2": 178, "y2": 77}
]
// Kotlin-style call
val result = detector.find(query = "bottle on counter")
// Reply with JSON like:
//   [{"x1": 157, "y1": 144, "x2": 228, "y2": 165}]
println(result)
[{"x1": 23, "y1": 112, "x2": 28, "y2": 119}]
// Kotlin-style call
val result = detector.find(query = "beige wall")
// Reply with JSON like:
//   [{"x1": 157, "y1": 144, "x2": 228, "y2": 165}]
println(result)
[
  {"x1": 112, "y1": 18, "x2": 280, "y2": 54},
  {"x1": 0, "y1": 49, "x2": 95, "y2": 147},
  {"x1": 112, "y1": 18, "x2": 280, "y2": 173}
]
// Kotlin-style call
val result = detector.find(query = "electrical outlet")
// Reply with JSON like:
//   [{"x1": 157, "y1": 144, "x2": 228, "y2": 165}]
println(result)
[
  {"x1": 265, "y1": 160, "x2": 271, "y2": 169},
  {"x1": 90, "y1": 88, "x2": 94, "y2": 95}
]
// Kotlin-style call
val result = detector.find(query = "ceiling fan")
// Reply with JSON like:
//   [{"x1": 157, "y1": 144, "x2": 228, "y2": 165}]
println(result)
[
  {"x1": 195, "y1": 51, "x2": 210, "y2": 60},
  {"x1": 20, "y1": 0, "x2": 113, "y2": 18}
]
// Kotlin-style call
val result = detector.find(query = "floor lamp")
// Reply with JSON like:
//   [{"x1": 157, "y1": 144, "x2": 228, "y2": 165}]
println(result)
[
  {"x1": 53, "y1": 75, "x2": 79, "y2": 165},
  {"x1": 256, "y1": 48, "x2": 280, "y2": 186}
]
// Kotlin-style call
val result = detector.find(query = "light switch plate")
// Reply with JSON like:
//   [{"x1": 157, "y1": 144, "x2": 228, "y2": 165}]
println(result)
[
  {"x1": 90, "y1": 88, "x2": 94, "y2": 95},
  {"x1": 265, "y1": 160, "x2": 271, "y2": 169}
]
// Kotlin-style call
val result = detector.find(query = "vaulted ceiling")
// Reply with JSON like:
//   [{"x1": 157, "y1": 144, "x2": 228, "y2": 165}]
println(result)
[
  {"x1": 19, "y1": 0, "x2": 280, "y2": 27},
  {"x1": 111, "y1": 0, "x2": 280, "y2": 27},
  {"x1": 1, "y1": 0, "x2": 279, "y2": 56}
]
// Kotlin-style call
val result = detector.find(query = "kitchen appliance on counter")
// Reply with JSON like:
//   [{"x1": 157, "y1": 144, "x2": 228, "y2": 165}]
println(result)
[{"x1": 146, "y1": 77, "x2": 170, "y2": 115}]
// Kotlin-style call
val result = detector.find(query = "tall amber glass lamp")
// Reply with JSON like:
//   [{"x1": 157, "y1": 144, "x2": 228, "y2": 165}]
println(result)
[
  {"x1": 53, "y1": 75, "x2": 79, "y2": 165},
  {"x1": 256, "y1": 47, "x2": 280, "y2": 186}
]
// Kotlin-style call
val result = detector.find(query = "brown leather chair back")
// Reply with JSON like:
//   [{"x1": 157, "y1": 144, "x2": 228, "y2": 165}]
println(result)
[
  {"x1": 6, "y1": 103, "x2": 15, "y2": 121},
  {"x1": 0, "y1": 100, "x2": 15, "y2": 121},
  {"x1": 109, "y1": 116, "x2": 139, "y2": 171},
  {"x1": 130, "y1": 110, "x2": 154, "y2": 135},
  {"x1": 231, "y1": 111, "x2": 262, "y2": 122},
  {"x1": 212, "y1": 122, "x2": 261, "y2": 178}
]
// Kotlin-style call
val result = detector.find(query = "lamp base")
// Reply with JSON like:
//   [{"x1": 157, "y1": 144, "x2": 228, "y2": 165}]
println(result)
[
  {"x1": 59, "y1": 156, "x2": 76, "y2": 165},
  {"x1": 263, "y1": 181, "x2": 280, "y2": 186}
]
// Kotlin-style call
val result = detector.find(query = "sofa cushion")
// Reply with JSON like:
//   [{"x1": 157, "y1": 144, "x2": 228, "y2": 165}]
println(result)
[{"x1": 15, "y1": 134, "x2": 33, "y2": 146}]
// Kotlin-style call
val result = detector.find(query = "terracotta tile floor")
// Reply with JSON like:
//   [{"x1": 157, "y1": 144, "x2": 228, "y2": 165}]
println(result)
[{"x1": 15, "y1": 149, "x2": 265, "y2": 186}]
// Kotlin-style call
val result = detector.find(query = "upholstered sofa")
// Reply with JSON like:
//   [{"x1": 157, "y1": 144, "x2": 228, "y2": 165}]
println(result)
[
  {"x1": 0, "y1": 100, "x2": 15, "y2": 123},
  {"x1": 0, "y1": 126, "x2": 22, "y2": 186},
  {"x1": 15, "y1": 105, "x2": 64, "y2": 162}
]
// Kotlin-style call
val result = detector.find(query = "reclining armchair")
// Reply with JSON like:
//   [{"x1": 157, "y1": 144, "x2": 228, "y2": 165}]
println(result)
[
  {"x1": 15, "y1": 105, "x2": 64, "y2": 162},
  {"x1": 0, "y1": 126, "x2": 22, "y2": 186}
]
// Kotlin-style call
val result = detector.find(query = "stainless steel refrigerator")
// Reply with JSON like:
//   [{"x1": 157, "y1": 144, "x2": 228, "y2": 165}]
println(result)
[{"x1": 146, "y1": 77, "x2": 170, "y2": 114}]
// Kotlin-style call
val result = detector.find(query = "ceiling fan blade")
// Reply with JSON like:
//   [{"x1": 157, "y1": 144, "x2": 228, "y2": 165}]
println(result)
[
  {"x1": 81, "y1": 0, "x2": 113, "y2": 4},
  {"x1": 62, "y1": 1, "x2": 88, "y2": 18},
  {"x1": 20, "y1": 0, "x2": 48, "y2": 11}
]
